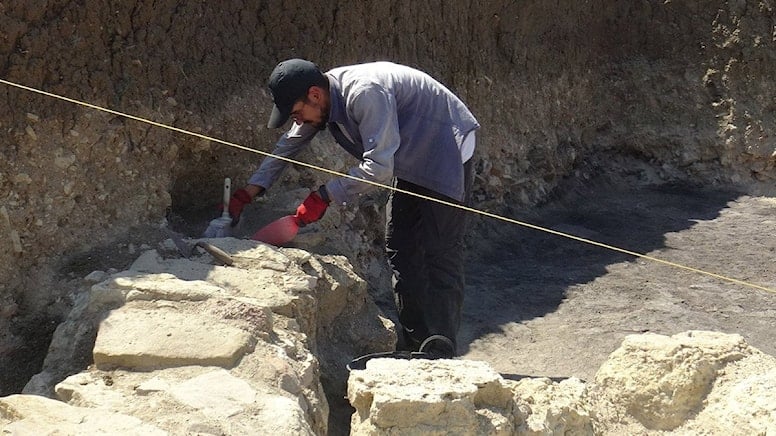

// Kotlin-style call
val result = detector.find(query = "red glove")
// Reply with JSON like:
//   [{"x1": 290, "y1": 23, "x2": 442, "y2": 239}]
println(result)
[
  {"x1": 228, "y1": 188, "x2": 252, "y2": 225},
  {"x1": 295, "y1": 190, "x2": 329, "y2": 225}
]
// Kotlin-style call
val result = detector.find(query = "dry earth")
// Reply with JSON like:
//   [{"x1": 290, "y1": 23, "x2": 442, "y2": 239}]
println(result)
[{"x1": 460, "y1": 170, "x2": 776, "y2": 384}]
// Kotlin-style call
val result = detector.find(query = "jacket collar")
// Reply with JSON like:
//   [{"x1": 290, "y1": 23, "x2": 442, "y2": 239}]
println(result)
[{"x1": 326, "y1": 73, "x2": 347, "y2": 125}]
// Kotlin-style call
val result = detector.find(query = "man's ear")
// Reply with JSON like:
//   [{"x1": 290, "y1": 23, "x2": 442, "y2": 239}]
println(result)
[{"x1": 308, "y1": 86, "x2": 324, "y2": 103}]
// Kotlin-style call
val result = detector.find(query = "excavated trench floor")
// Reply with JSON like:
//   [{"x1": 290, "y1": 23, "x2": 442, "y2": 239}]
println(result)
[{"x1": 460, "y1": 178, "x2": 776, "y2": 383}]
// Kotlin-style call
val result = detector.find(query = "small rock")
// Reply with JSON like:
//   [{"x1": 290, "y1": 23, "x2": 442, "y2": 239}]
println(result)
[
  {"x1": 10, "y1": 230, "x2": 23, "y2": 253},
  {"x1": 25, "y1": 125, "x2": 37, "y2": 140},
  {"x1": 54, "y1": 154, "x2": 76, "y2": 169},
  {"x1": 0, "y1": 301, "x2": 19, "y2": 318},
  {"x1": 84, "y1": 270, "x2": 108, "y2": 283},
  {"x1": 14, "y1": 173, "x2": 33, "y2": 184}
]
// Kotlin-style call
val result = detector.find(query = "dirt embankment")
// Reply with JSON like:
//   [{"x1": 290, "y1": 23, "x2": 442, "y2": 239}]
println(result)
[{"x1": 1, "y1": 0, "x2": 774, "y2": 395}]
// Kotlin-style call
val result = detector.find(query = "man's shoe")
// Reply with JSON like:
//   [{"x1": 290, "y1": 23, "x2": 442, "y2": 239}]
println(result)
[{"x1": 399, "y1": 326, "x2": 424, "y2": 352}]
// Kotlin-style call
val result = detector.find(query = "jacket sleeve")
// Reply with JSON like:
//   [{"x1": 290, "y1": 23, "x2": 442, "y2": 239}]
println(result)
[
  {"x1": 247, "y1": 122, "x2": 319, "y2": 190},
  {"x1": 325, "y1": 84, "x2": 400, "y2": 204}
]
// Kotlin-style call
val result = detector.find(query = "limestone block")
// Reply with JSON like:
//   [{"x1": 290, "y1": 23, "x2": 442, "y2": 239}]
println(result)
[
  {"x1": 168, "y1": 369, "x2": 257, "y2": 419},
  {"x1": 681, "y1": 351, "x2": 776, "y2": 435},
  {"x1": 347, "y1": 358, "x2": 515, "y2": 435},
  {"x1": 128, "y1": 248, "x2": 312, "y2": 318},
  {"x1": 714, "y1": 367, "x2": 776, "y2": 433},
  {"x1": 93, "y1": 307, "x2": 251, "y2": 369},
  {"x1": 55, "y1": 371, "x2": 128, "y2": 409},
  {"x1": 0, "y1": 394, "x2": 166, "y2": 435},
  {"x1": 590, "y1": 330, "x2": 751, "y2": 431},
  {"x1": 49, "y1": 363, "x2": 318, "y2": 435},
  {"x1": 90, "y1": 271, "x2": 226, "y2": 307},
  {"x1": 246, "y1": 394, "x2": 316, "y2": 436},
  {"x1": 508, "y1": 376, "x2": 593, "y2": 435}
]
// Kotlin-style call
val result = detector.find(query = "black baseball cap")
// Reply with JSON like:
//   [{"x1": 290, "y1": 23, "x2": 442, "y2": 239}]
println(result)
[{"x1": 267, "y1": 59, "x2": 326, "y2": 128}]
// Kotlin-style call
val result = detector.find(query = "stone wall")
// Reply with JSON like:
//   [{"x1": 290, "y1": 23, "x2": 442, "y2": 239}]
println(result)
[
  {"x1": 3, "y1": 237, "x2": 773, "y2": 435},
  {"x1": 347, "y1": 330, "x2": 776, "y2": 435},
  {"x1": 9, "y1": 237, "x2": 394, "y2": 435}
]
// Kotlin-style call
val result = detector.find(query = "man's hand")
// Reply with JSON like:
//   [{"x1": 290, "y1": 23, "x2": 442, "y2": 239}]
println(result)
[
  {"x1": 295, "y1": 189, "x2": 330, "y2": 224},
  {"x1": 228, "y1": 188, "x2": 253, "y2": 225}
]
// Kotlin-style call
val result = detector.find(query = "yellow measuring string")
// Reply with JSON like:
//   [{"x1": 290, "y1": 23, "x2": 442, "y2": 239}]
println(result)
[{"x1": 2, "y1": 78, "x2": 774, "y2": 295}]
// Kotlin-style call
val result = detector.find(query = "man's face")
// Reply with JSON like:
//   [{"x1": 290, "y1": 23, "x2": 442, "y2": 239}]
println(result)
[{"x1": 289, "y1": 88, "x2": 329, "y2": 130}]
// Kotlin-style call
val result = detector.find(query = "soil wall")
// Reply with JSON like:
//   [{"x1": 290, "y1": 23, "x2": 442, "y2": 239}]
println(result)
[{"x1": 1, "y1": 0, "x2": 774, "y2": 393}]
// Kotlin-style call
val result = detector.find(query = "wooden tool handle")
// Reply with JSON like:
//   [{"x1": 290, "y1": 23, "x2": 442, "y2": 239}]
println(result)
[
  {"x1": 196, "y1": 241, "x2": 234, "y2": 266},
  {"x1": 221, "y1": 177, "x2": 231, "y2": 218}
]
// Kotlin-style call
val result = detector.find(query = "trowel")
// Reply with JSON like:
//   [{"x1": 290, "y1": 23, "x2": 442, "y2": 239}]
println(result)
[
  {"x1": 202, "y1": 177, "x2": 232, "y2": 238},
  {"x1": 251, "y1": 214, "x2": 302, "y2": 246},
  {"x1": 165, "y1": 227, "x2": 234, "y2": 266}
]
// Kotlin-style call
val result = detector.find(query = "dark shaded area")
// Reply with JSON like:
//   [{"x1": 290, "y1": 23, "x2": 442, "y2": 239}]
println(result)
[
  {"x1": 501, "y1": 373, "x2": 582, "y2": 384},
  {"x1": 0, "y1": 315, "x2": 59, "y2": 394},
  {"x1": 459, "y1": 177, "x2": 743, "y2": 354}
]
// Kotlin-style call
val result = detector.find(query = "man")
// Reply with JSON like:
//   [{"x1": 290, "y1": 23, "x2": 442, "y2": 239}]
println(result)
[{"x1": 229, "y1": 59, "x2": 479, "y2": 358}]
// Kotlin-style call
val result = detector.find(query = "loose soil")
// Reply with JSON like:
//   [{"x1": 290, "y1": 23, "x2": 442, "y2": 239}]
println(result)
[{"x1": 460, "y1": 175, "x2": 776, "y2": 383}]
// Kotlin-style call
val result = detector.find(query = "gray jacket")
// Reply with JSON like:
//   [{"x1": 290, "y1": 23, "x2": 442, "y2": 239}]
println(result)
[{"x1": 248, "y1": 61, "x2": 480, "y2": 204}]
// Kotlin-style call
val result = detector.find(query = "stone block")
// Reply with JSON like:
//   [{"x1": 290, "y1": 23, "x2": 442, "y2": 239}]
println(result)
[
  {"x1": 93, "y1": 307, "x2": 251, "y2": 369},
  {"x1": 347, "y1": 358, "x2": 515, "y2": 435},
  {"x1": 0, "y1": 394, "x2": 165, "y2": 435}
]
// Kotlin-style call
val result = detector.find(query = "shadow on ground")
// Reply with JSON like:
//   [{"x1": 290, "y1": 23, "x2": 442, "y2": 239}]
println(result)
[{"x1": 458, "y1": 180, "x2": 743, "y2": 356}]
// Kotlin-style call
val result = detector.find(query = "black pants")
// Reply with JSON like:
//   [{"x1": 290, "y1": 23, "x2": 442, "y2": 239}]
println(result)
[{"x1": 385, "y1": 160, "x2": 474, "y2": 354}]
